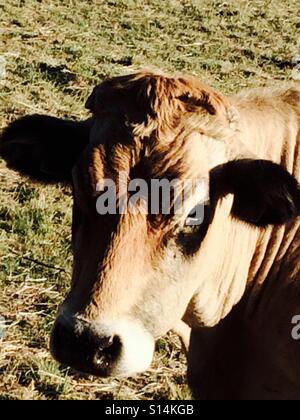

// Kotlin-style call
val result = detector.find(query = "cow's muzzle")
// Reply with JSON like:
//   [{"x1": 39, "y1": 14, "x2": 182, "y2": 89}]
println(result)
[{"x1": 50, "y1": 314, "x2": 155, "y2": 377}]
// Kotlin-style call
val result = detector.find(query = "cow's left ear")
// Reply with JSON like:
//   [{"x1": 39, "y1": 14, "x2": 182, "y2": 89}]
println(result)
[
  {"x1": 210, "y1": 159, "x2": 300, "y2": 226},
  {"x1": 0, "y1": 115, "x2": 91, "y2": 183}
]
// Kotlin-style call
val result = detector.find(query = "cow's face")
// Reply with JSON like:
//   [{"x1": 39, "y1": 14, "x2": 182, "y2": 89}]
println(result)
[
  {"x1": 58, "y1": 125, "x2": 216, "y2": 376},
  {"x1": 2, "y1": 71, "x2": 300, "y2": 378}
]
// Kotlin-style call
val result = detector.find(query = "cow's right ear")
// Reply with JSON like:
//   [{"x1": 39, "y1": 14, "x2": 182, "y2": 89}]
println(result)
[
  {"x1": 0, "y1": 115, "x2": 91, "y2": 183},
  {"x1": 210, "y1": 159, "x2": 300, "y2": 227}
]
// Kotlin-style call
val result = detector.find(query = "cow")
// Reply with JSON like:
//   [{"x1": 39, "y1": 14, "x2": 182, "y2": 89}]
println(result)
[{"x1": 1, "y1": 71, "x2": 300, "y2": 399}]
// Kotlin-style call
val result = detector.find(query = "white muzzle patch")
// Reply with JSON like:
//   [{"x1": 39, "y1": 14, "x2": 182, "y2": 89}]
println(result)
[{"x1": 95, "y1": 318, "x2": 155, "y2": 376}]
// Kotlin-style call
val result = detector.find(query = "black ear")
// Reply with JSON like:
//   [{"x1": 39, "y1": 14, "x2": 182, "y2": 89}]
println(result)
[
  {"x1": 0, "y1": 115, "x2": 91, "y2": 183},
  {"x1": 210, "y1": 159, "x2": 300, "y2": 226}
]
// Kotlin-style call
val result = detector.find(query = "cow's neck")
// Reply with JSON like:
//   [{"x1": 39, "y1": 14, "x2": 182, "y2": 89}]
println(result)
[
  {"x1": 235, "y1": 98, "x2": 300, "y2": 317},
  {"x1": 235, "y1": 94, "x2": 300, "y2": 174}
]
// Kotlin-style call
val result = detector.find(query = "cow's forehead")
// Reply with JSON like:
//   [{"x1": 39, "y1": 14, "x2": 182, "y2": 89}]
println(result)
[{"x1": 84, "y1": 130, "x2": 212, "y2": 192}]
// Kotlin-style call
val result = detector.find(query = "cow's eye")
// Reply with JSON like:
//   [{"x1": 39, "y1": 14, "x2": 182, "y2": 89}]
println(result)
[
  {"x1": 184, "y1": 203, "x2": 205, "y2": 227},
  {"x1": 177, "y1": 203, "x2": 212, "y2": 256}
]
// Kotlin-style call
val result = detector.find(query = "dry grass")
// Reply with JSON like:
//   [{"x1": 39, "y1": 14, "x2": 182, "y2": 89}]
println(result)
[{"x1": 0, "y1": 0, "x2": 299, "y2": 400}]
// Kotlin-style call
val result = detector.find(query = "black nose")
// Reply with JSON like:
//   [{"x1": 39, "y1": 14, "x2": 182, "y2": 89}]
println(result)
[{"x1": 50, "y1": 316, "x2": 122, "y2": 376}]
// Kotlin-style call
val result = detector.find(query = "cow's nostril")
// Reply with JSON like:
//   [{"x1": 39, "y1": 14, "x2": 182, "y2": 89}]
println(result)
[
  {"x1": 94, "y1": 335, "x2": 122, "y2": 367},
  {"x1": 98, "y1": 335, "x2": 114, "y2": 351}
]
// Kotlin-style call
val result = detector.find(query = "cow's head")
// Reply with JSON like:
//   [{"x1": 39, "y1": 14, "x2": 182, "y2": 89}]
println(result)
[{"x1": 1, "y1": 71, "x2": 300, "y2": 377}]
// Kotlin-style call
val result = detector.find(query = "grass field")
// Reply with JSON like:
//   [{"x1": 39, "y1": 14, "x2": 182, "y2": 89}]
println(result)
[{"x1": 0, "y1": 0, "x2": 299, "y2": 400}]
